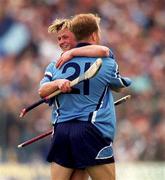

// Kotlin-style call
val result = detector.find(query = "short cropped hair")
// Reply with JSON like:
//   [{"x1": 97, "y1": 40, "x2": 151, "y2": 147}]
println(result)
[
  {"x1": 48, "y1": 18, "x2": 71, "y2": 33},
  {"x1": 70, "y1": 13, "x2": 101, "y2": 41}
]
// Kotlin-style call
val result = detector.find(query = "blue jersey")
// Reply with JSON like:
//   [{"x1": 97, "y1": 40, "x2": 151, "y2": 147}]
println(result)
[{"x1": 40, "y1": 56, "x2": 131, "y2": 140}]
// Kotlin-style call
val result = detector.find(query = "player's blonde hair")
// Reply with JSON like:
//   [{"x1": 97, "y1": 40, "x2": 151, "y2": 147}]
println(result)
[
  {"x1": 48, "y1": 18, "x2": 71, "y2": 33},
  {"x1": 70, "y1": 13, "x2": 101, "y2": 41}
]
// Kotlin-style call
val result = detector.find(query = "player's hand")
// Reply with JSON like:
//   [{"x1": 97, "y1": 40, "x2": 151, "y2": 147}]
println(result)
[
  {"x1": 56, "y1": 50, "x2": 73, "y2": 68},
  {"x1": 57, "y1": 79, "x2": 72, "y2": 93}
]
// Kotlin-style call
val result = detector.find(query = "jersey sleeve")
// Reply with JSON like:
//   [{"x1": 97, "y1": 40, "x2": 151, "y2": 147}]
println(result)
[
  {"x1": 106, "y1": 50, "x2": 132, "y2": 89},
  {"x1": 40, "y1": 62, "x2": 55, "y2": 87},
  {"x1": 101, "y1": 57, "x2": 131, "y2": 89},
  {"x1": 109, "y1": 49, "x2": 115, "y2": 59},
  {"x1": 108, "y1": 61, "x2": 132, "y2": 89},
  {"x1": 40, "y1": 62, "x2": 56, "y2": 106}
]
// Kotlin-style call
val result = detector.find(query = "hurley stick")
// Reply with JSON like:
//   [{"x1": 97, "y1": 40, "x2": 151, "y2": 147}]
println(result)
[
  {"x1": 19, "y1": 58, "x2": 103, "y2": 118},
  {"x1": 18, "y1": 95, "x2": 131, "y2": 148}
]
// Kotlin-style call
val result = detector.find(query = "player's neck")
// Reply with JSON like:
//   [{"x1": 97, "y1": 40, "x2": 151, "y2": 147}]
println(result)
[{"x1": 78, "y1": 39, "x2": 96, "y2": 45}]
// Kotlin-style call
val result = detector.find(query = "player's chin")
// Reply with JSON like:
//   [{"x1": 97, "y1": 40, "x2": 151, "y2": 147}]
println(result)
[{"x1": 61, "y1": 45, "x2": 70, "y2": 51}]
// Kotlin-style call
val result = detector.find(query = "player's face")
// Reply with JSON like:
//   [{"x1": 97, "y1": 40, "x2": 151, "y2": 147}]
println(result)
[{"x1": 57, "y1": 28, "x2": 77, "y2": 52}]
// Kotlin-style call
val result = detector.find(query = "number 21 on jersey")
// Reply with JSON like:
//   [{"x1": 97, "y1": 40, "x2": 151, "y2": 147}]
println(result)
[{"x1": 62, "y1": 62, "x2": 90, "y2": 95}]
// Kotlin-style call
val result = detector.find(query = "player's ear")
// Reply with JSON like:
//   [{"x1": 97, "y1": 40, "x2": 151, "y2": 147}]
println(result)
[
  {"x1": 91, "y1": 32, "x2": 97, "y2": 41},
  {"x1": 92, "y1": 32, "x2": 100, "y2": 44}
]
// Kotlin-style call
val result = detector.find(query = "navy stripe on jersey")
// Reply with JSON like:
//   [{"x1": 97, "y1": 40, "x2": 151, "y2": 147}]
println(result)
[
  {"x1": 54, "y1": 98, "x2": 60, "y2": 124},
  {"x1": 109, "y1": 49, "x2": 115, "y2": 59},
  {"x1": 88, "y1": 86, "x2": 108, "y2": 123},
  {"x1": 45, "y1": 75, "x2": 52, "y2": 81},
  {"x1": 120, "y1": 77, "x2": 130, "y2": 86},
  {"x1": 44, "y1": 72, "x2": 53, "y2": 81},
  {"x1": 115, "y1": 64, "x2": 125, "y2": 87}
]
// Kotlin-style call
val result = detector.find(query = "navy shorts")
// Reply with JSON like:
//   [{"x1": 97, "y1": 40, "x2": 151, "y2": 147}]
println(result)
[{"x1": 47, "y1": 120, "x2": 114, "y2": 169}]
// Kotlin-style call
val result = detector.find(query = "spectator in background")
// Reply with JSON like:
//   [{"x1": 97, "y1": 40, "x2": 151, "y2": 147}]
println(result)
[{"x1": 0, "y1": 0, "x2": 30, "y2": 58}]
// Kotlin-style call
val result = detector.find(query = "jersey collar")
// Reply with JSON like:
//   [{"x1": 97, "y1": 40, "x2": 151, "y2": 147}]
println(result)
[{"x1": 76, "y1": 42, "x2": 91, "y2": 47}]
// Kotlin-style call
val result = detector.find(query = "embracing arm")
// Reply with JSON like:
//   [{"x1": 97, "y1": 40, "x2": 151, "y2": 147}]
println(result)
[
  {"x1": 105, "y1": 60, "x2": 132, "y2": 92},
  {"x1": 38, "y1": 79, "x2": 71, "y2": 98},
  {"x1": 109, "y1": 70, "x2": 132, "y2": 92},
  {"x1": 109, "y1": 77, "x2": 131, "y2": 92},
  {"x1": 56, "y1": 45, "x2": 110, "y2": 68},
  {"x1": 70, "y1": 45, "x2": 110, "y2": 57},
  {"x1": 39, "y1": 62, "x2": 71, "y2": 98},
  {"x1": 38, "y1": 81, "x2": 58, "y2": 98}
]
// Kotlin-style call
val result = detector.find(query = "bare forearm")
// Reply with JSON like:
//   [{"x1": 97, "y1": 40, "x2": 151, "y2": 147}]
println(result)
[
  {"x1": 72, "y1": 45, "x2": 109, "y2": 57},
  {"x1": 56, "y1": 45, "x2": 110, "y2": 68},
  {"x1": 38, "y1": 82, "x2": 58, "y2": 98},
  {"x1": 38, "y1": 79, "x2": 71, "y2": 98}
]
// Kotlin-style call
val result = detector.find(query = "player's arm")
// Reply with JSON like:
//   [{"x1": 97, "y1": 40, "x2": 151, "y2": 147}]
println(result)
[
  {"x1": 109, "y1": 72, "x2": 131, "y2": 92},
  {"x1": 109, "y1": 75, "x2": 132, "y2": 92},
  {"x1": 38, "y1": 79, "x2": 71, "y2": 98},
  {"x1": 106, "y1": 60, "x2": 132, "y2": 92},
  {"x1": 56, "y1": 45, "x2": 109, "y2": 68},
  {"x1": 70, "y1": 45, "x2": 110, "y2": 57},
  {"x1": 38, "y1": 62, "x2": 71, "y2": 98}
]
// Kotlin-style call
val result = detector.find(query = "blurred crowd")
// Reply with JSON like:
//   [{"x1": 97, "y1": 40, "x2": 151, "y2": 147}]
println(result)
[{"x1": 0, "y1": 0, "x2": 165, "y2": 163}]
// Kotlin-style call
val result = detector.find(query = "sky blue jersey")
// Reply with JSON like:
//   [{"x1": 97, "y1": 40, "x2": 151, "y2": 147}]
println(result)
[{"x1": 40, "y1": 54, "x2": 131, "y2": 140}]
